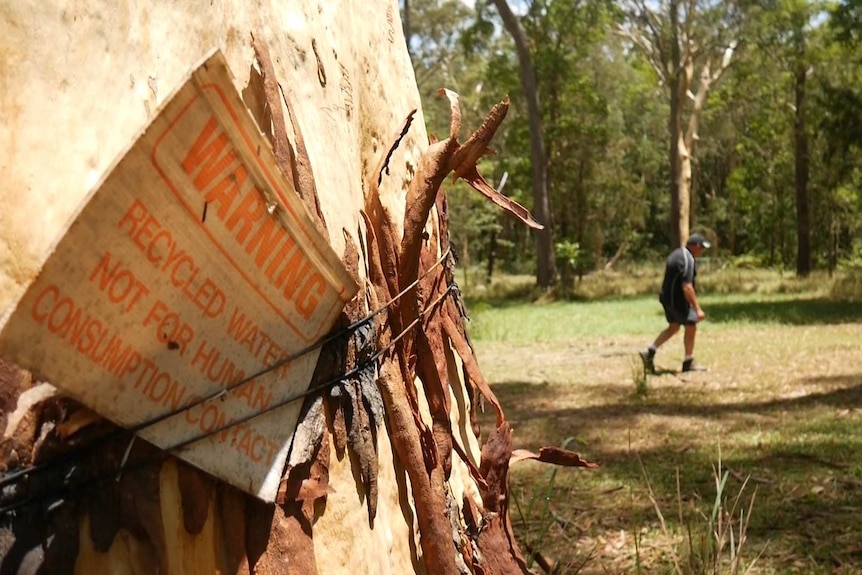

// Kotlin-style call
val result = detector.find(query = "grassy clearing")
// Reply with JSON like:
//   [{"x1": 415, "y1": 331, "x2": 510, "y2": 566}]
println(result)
[{"x1": 467, "y1": 269, "x2": 862, "y2": 574}]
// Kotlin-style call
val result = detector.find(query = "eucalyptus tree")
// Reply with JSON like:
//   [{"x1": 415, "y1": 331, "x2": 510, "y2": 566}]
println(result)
[{"x1": 618, "y1": 0, "x2": 740, "y2": 248}]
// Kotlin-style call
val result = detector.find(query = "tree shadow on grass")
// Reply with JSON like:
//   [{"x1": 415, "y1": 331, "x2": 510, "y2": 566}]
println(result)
[
  {"x1": 707, "y1": 297, "x2": 862, "y2": 325},
  {"x1": 532, "y1": 441, "x2": 862, "y2": 572},
  {"x1": 490, "y1": 374, "x2": 862, "y2": 572},
  {"x1": 489, "y1": 375, "x2": 862, "y2": 427}
]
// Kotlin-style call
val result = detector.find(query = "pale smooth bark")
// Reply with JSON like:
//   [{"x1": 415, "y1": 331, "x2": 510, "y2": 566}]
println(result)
[{"x1": 619, "y1": 0, "x2": 735, "y2": 247}]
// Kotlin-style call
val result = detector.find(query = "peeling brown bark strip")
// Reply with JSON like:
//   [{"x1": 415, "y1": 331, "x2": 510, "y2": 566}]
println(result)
[
  {"x1": 330, "y1": 395, "x2": 349, "y2": 455},
  {"x1": 437, "y1": 89, "x2": 462, "y2": 141},
  {"x1": 477, "y1": 422, "x2": 529, "y2": 574},
  {"x1": 459, "y1": 167, "x2": 542, "y2": 230},
  {"x1": 479, "y1": 423, "x2": 510, "y2": 513},
  {"x1": 442, "y1": 314, "x2": 504, "y2": 426},
  {"x1": 447, "y1": 96, "x2": 542, "y2": 230},
  {"x1": 253, "y1": 35, "x2": 328, "y2": 234},
  {"x1": 377, "y1": 110, "x2": 417, "y2": 186},
  {"x1": 399, "y1": 90, "x2": 462, "y2": 305},
  {"x1": 511, "y1": 447, "x2": 598, "y2": 469},
  {"x1": 398, "y1": 138, "x2": 458, "y2": 365},
  {"x1": 282, "y1": 88, "x2": 328, "y2": 233},
  {"x1": 416, "y1": 333, "x2": 453, "y2": 479},
  {"x1": 177, "y1": 461, "x2": 213, "y2": 535},
  {"x1": 463, "y1": 360, "x2": 482, "y2": 440},
  {"x1": 251, "y1": 36, "x2": 294, "y2": 183},
  {"x1": 451, "y1": 438, "x2": 488, "y2": 491},
  {"x1": 393, "y1": 145, "x2": 461, "y2": 571},
  {"x1": 448, "y1": 96, "x2": 507, "y2": 180},
  {"x1": 415, "y1": 222, "x2": 455, "y2": 478},
  {"x1": 339, "y1": 232, "x2": 381, "y2": 522},
  {"x1": 377, "y1": 363, "x2": 459, "y2": 575},
  {"x1": 361, "y1": 210, "x2": 391, "y2": 304},
  {"x1": 371, "y1": 206, "x2": 403, "y2": 319}
]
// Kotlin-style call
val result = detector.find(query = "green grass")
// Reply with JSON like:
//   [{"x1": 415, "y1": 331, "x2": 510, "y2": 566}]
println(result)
[
  {"x1": 468, "y1": 270, "x2": 862, "y2": 574},
  {"x1": 466, "y1": 292, "x2": 862, "y2": 344},
  {"x1": 467, "y1": 298, "x2": 661, "y2": 342}
]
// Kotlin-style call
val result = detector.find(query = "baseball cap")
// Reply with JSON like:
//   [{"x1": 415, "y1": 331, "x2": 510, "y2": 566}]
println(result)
[{"x1": 687, "y1": 233, "x2": 711, "y2": 249}]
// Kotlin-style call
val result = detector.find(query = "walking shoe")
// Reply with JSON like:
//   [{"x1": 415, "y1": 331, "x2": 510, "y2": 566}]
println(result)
[
  {"x1": 639, "y1": 349, "x2": 655, "y2": 374},
  {"x1": 682, "y1": 359, "x2": 708, "y2": 372}
]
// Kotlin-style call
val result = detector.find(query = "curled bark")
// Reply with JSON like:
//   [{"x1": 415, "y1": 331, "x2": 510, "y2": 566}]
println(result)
[
  {"x1": 253, "y1": 35, "x2": 328, "y2": 234},
  {"x1": 375, "y1": 363, "x2": 458, "y2": 575},
  {"x1": 511, "y1": 447, "x2": 598, "y2": 469}
]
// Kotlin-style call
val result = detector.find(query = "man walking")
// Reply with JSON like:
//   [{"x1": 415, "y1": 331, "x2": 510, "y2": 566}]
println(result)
[{"x1": 640, "y1": 233, "x2": 711, "y2": 373}]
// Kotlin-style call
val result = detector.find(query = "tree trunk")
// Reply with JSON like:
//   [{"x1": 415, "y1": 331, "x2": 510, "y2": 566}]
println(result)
[
  {"x1": 678, "y1": 134, "x2": 692, "y2": 246},
  {"x1": 493, "y1": 0, "x2": 556, "y2": 287},
  {"x1": 486, "y1": 230, "x2": 497, "y2": 281},
  {"x1": 0, "y1": 1, "x2": 545, "y2": 573},
  {"x1": 669, "y1": 85, "x2": 686, "y2": 248},
  {"x1": 667, "y1": 0, "x2": 685, "y2": 248},
  {"x1": 794, "y1": 33, "x2": 811, "y2": 277},
  {"x1": 685, "y1": 63, "x2": 713, "y2": 240}
]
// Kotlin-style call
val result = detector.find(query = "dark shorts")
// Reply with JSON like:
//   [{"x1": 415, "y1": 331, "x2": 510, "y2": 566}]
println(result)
[{"x1": 663, "y1": 304, "x2": 698, "y2": 325}]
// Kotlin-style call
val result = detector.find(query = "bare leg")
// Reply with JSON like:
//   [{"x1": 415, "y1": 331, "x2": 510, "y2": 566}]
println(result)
[
  {"x1": 683, "y1": 323, "x2": 697, "y2": 357},
  {"x1": 653, "y1": 323, "x2": 680, "y2": 349}
]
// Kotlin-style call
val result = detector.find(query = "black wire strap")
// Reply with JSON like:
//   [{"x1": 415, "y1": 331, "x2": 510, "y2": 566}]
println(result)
[
  {"x1": 0, "y1": 248, "x2": 453, "y2": 509},
  {"x1": 167, "y1": 282, "x2": 454, "y2": 453},
  {"x1": 130, "y1": 245, "x2": 453, "y2": 433}
]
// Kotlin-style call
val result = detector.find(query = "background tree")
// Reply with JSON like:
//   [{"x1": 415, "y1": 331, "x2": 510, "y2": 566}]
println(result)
[
  {"x1": 491, "y1": 0, "x2": 557, "y2": 287},
  {"x1": 403, "y1": 0, "x2": 862, "y2": 281},
  {"x1": 619, "y1": 0, "x2": 738, "y2": 248}
]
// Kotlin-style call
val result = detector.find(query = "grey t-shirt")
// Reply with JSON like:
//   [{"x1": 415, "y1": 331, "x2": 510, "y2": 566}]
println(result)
[{"x1": 659, "y1": 246, "x2": 696, "y2": 311}]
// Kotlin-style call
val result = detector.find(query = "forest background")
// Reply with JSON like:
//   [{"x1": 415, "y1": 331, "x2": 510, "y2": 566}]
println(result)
[
  {"x1": 400, "y1": 0, "x2": 862, "y2": 290},
  {"x1": 397, "y1": 3, "x2": 862, "y2": 571}
]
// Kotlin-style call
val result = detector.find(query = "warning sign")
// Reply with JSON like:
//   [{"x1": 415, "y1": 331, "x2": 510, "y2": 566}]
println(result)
[{"x1": 0, "y1": 50, "x2": 358, "y2": 501}]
